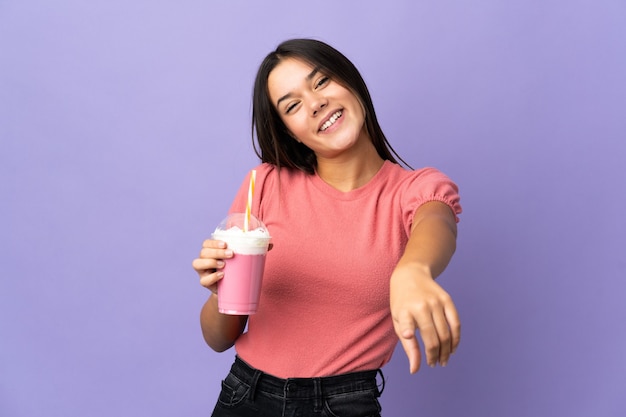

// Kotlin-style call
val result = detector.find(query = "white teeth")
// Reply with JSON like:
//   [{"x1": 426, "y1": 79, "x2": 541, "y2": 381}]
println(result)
[{"x1": 320, "y1": 111, "x2": 342, "y2": 131}]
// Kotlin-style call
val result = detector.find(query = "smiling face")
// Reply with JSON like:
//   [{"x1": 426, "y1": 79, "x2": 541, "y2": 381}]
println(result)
[{"x1": 267, "y1": 58, "x2": 370, "y2": 161}]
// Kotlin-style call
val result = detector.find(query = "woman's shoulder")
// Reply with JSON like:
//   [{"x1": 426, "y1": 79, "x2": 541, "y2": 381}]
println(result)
[
  {"x1": 246, "y1": 163, "x2": 311, "y2": 195},
  {"x1": 383, "y1": 160, "x2": 459, "y2": 198},
  {"x1": 251, "y1": 162, "x2": 276, "y2": 175},
  {"x1": 254, "y1": 162, "x2": 309, "y2": 181},
  {"x1": 382, "y1": 161, "x2": 452, "y2": 183},
  {"x1": 383, "y1": 161, "x2": 461, "y2": 220}
]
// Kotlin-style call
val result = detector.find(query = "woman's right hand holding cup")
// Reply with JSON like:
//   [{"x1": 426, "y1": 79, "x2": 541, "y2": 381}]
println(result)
[{"x1": 192, "y1": 239, "x2": 234, "y2": 294}]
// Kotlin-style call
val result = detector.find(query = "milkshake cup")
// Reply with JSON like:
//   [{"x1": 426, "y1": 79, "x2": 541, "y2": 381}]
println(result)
[{"x1": 212, "y1": 213, "x2": 271, "y2": 315}]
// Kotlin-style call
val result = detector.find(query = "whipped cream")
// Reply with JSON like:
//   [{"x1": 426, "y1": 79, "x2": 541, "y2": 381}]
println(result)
[{"x1": 212, "y1": 226, "x2": 271, "y2": 255}]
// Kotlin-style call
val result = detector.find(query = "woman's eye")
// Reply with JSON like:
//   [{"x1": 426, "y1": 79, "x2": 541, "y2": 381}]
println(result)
[
  {"x1": 316, "y1": 77, "x2": 329, "y2": 88},
  {"x1": 286, "y1": 102, "x2": 298, "y2": 114}
]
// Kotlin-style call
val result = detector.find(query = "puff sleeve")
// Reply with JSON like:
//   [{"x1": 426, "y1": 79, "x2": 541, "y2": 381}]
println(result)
[{"x1": 400, "y1": 167, "x2": 462, "y2": 236}]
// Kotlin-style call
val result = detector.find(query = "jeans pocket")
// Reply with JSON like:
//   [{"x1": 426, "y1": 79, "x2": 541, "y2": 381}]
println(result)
[
  {"x1": 217, "y1": 373, "x2": 251, "y2": 408},
  {"x1": 323, "y1": 391, "x2": 382, "y2": 417}
]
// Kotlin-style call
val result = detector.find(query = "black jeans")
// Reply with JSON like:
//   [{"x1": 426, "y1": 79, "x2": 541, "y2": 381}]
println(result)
[{"x1": 211, "y1": 356, "x2": 385, "y2": 417}]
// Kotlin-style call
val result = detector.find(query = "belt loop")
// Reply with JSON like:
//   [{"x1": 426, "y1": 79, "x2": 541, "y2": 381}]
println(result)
[
  {"x1": 376, "y1": 369, "x2": 385, "y2": 397},
  {"x1": 313, "y1": 377, "x2": 322, "y2": 412},
  {"x1": 248, "y1": 369, "x2": 263, "y2": 401}
]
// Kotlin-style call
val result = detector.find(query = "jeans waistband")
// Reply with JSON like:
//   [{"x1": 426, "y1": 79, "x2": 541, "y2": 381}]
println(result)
[{"x1": 230, "y1": 356, "x2": 385, "y2": 401}]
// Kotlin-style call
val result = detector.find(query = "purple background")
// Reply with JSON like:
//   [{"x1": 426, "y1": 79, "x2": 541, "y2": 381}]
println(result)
[{"x1": 2, "y1": 1, "x2": 625, "y2": 416}]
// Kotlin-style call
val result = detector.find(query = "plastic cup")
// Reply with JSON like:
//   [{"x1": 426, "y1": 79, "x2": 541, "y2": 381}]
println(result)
[{"x1": 211, "y1": 213, "x2": 271, "y2": 315}]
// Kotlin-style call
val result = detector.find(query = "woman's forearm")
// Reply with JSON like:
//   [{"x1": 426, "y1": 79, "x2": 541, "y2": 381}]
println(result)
[
  {"x1": 200, "y1": 294, "x2": 248, "y2": 352},
  {"x1": 389, "y1": 201, "x2": 460, "y2": 372}
]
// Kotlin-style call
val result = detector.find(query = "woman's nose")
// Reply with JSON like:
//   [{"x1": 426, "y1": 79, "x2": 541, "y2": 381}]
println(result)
[{"x1": 311, "y1": 97, "x2": 327, "y2": 116}]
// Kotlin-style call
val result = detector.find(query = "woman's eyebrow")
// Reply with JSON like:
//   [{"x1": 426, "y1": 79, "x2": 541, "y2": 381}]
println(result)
[
  {"x1": 306, "y1": 67, "x2": 320, "y2": 81},
  {"x1": 276, "y1": 67, "x2": 320, "y2": 107}
]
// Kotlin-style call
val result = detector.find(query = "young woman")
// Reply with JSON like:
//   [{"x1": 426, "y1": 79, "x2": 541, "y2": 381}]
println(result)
[{"x1": 193, "y1": 38, "x2": 462, "y2": 417}]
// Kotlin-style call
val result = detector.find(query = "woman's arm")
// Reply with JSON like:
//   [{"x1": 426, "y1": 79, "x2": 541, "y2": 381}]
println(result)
[
  {"x1": 390, "y1": 200, "x2": 460, "y2": 373},
  {"x1": 200, "y1": 294, "x2": 248, "y2": 352}
]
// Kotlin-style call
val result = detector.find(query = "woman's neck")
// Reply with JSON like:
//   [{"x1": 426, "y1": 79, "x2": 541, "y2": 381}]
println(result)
[{"x1": 315, "y1": 140, "x2": 385, "y2": 192}]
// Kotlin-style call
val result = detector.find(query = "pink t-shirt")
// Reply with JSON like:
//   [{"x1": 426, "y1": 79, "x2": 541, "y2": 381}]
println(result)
[{"x1": 227, "y1": 161, "x2": 461, "y2": 378}]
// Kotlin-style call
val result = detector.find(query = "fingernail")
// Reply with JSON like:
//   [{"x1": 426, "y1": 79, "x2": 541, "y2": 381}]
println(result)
[
  {"x1": 216, "y1": 271, "x2": 224, "y2": 278},
  {"x1": 216, "y1": 261, "x2": 225, "y2": 268},
  {"x1": 224, "y1": 250, "x2": 234, "y2": 257}
]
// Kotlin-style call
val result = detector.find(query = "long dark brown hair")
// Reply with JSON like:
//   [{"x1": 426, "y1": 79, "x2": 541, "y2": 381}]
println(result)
[{"x1": 252, "y1": 38, "x2": 410, "y2": 174}]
